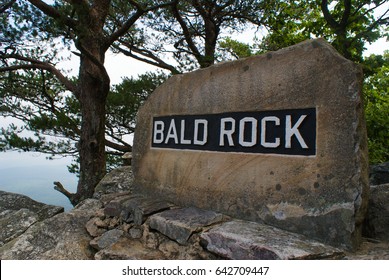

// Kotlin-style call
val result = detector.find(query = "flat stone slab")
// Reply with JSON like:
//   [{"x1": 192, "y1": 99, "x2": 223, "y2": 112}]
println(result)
[
  {"x1": 200, "y1": 220, "x2": 344, "y2": 260},
  {"x1": 0, "y1": 199, "x2": 101, "y2": 260},
  {"x1": 149, "y1": 207, "x2": 224, "y2": 245},
  {"x1": 0, "y1": 209, "x2": 39, "y2": 246},
  {"x1": 120, "y1": 197, "x2": 173, "y2": 225},
  {"x1": 104, "y1": 194, "x2": 135, "y2": 217},
  {"x1": 104, "y1": 195, "x2": 172, "y2": 225},
  {"x1": 90, "y1": 229, "x2": 124, "y2": 250}
]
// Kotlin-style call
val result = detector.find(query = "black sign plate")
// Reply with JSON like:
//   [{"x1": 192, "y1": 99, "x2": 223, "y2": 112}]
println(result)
[{"x1": 151, "y1": 108, "x2": 316, "y2": 156}]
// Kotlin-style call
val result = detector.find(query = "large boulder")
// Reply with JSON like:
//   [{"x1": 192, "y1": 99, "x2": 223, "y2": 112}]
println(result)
[{"x1": 132, "y1": 39, "x2": 369, "y2": 249}]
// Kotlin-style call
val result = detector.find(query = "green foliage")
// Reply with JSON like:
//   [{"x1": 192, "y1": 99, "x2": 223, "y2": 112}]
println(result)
[
  {"x1": 116, "y1": 0, "x2": 267, "y2": 72},
  {"x1": 256, "y1": 0, "x2": 388, "y2": 62},
  {"x1": 107, "y1": 71, "x2": 168, "y2": 137},
  {"x1": 0, "y1": 69, "x2": 167, "y2": 173},
  {"x1": 363, "y1": 52, "x2": 389, "y2": 164},
  {"x1": 218, "y1": 37, "x2": 254, "y2": 60},
  {"x1": 0, "y1": 69, "x2": 79, "y2": 157},
  {"x1": 104, "y1": 71, "x2": 168, "y2": 170},
  {"x1": 255, "y1": 0, "x2": 318, "y2": 53}
]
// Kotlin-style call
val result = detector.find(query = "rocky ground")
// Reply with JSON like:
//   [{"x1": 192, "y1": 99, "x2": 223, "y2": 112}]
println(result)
[
  {"x1": 345, "y1": 240, "x2": 389, "y2": 260},
  {"x1": 1, "y1": 164, "x2": 389, "y2": 260}
]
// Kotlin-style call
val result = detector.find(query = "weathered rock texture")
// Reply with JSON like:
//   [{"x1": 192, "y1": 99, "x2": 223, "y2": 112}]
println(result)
[
  {"x1": 201, "y1": 220, "x2": 344, "y2": 260},
  {"x1": 0, "y1": 190, "x2": 63, "y2": 246},
  {"x1": 93, "y1": 166, "x2": 134, "y2": 199},
  {"x1": 363, "y1": 183, "x2": 389, "y2": 241},
  {"x1": 0, "y1": 198, "x2": 101, "y2": 259},
  {"x1": 370, "y1": 162, "x2": 389, "y2": 185},
  {"x1": 1, "y1": 164, "x2": 388, "y2": 259},
  {"x1": 94, "y1": 195, "x2": 343, "y2": 260},
  {"x1": 132, "y1": 39, "x2": 369, "y2": 249},
  {"x1": 149, "y1": 207, "x2": 224, "y2": 245}
]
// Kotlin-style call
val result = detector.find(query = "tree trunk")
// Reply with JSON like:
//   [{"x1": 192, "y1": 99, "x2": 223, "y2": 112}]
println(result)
[
  {"x1": 74, "y1": 60, "x2": 109, "y2": 204},
  {"x1": 57, "y1": 1, "x2": 111, "y2": 206},
  {"x1": 201, "y1": 18, "x2": 219, "y2": 68},
  {"x1": 26, "y1": 0, "x2": 117, "y2": 206},
  {"x1": 54, "y1": 52, "x2": 109, "y2": 206}
]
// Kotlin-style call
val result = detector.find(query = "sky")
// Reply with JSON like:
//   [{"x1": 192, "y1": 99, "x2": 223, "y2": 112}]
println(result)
[{"x1": 0, "y1": 6, "x2": 388, "y2": 208}]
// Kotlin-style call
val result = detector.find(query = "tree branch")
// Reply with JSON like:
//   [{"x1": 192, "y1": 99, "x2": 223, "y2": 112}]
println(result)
[
  {"x1": 340, "y1": 0, "x2": 352, "y2": 28},
  {"x1": 321, "y1": 0, "x2": 339, "y2": 29},
  {"x1": 54, "y1": 181, "x2": 78, "y2": 205},
  {"x1": 105, "y1": 9, "x2": 145, "y2": 50},
  {"x1": 171, "y1": 2, "x2": 202, "y2": 61},
  {"x1": 28, "y1": 0, "x2": 77, "y2": 29},
  {"x1": 352, "y1": 12, "x2": 389, "y2": 43},
  {"x1": 0, "y1": 53, "x2": 76, "y2": 93},
  {"x1": 106, "y1": 1, "x2": 177, "y2": 50},
  {"x1": 0, "y1": 0, "x2": 16, "y2": 13},
  {"x1": 115, "y1": 42, "x2": 180, "y2": 74},
  {"x1": 105, "y1": 138, "x2": 132, "y2": 153}
]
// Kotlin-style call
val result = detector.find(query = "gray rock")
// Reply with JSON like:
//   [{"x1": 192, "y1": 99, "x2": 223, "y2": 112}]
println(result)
[
  {"x1": 85, "y1": 217, "x2": 107, "y2": 237},
  {"x1": 94, "y1": 237, "x2": 166, "y2": 260},
  {"x1": 129, "y1": 226, "x2": 143, "y2": 239},
  {"x1": 0, "y1": 198, "x2": 102, "y2": 259},
  {"x1": 200, "y1": 220, "x2": 344, "y2": 260},
  {"x1": 122, "y1": 152, "x2": 132, "y2": 166},
  {"x1": 90, "y1": 229, "x2": 124, "y2": 250},
  {"x1": 93, "y1": 166, "x2": 134, "y2": 199},
  {"x1": 0, "y1": 190, "x2": 64, "y2": 220},
  {"x1": 104, "y1": 194, "x2": 172, "y2": 225},
  {"x1": 149, "y1": 207, "x2": 224, "y2": 245},
  {"x1": 370, "y1": 162, "x2": 389, "y2": 185},
  {"x1": 0, "y1": 209, "x2": 39, "y2": 246},
  {"x1": 363, "y1": 183, "x2": 389, "y2": 241},
  {"x1": 0, "y1": 190, "x2": 64, "y2": 246},
  {"x1": 104, "y1": 194, "x2": 134, "y2": 217},
  {"x1": 120, "y1": 196, "x2": 172, "y2": 224}
]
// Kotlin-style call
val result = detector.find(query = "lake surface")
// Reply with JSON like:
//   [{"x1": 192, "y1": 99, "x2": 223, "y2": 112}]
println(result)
[{"x1": 0, "y1": 152, "x2": 77, "y2": 211}]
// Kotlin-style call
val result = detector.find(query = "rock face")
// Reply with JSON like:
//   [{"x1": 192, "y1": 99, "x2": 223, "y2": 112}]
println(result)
[
  {"x1": 93, "y1": 166, "x2": 134, "y2": 199},
  {"x1": 0, "y1": 190, "x2": 64, "y2": 246},
  {"x1": 0, "y1": 198, "x2": 101, "y2": 259},
  {"x1": 370, "y1": 162, "x2": 389, "y2": 185},
  {"x1": 132, "y1": 39, "x2": 369, "y2": 249},
  {"x1": 0, "y1": 190, "x2": 64, "y2": 221},
  {"x1": 363, "y1": 183, "x2": 389, "y2": 241},
  {"x1": 1, "y1": 166, "x2": 388, "y2": 260}
]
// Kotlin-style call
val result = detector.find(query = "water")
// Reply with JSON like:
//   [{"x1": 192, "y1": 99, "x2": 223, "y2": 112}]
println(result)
[{"x1": 0, "y1": 152, "x2": 77, "y2": 211}]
